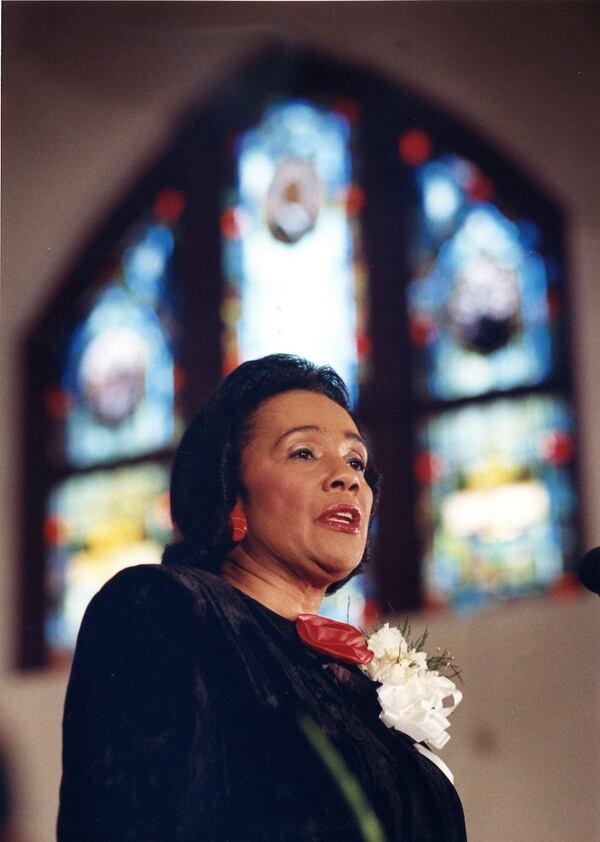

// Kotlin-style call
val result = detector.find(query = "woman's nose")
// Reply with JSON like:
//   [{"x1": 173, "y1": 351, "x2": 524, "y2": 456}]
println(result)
[{"x1": 323, "y1": 460, "x2": 360, "y2": 493}]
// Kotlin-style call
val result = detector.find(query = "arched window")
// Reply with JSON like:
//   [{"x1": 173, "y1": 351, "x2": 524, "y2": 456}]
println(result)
[
  {"x1": 404, "y1": 145, "x2": 576, "y2": 612},
  {"x1": 221, "y1": 98, "x2": 368, "y2": 401},
  {"x1": 20, "y1": 49, "x2": 578, "y2": 667}
]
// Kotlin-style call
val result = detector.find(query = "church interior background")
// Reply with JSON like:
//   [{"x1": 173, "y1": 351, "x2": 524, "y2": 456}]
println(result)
[{"x1": 2, "y1": 4, "x2": 599, "y2": 840}]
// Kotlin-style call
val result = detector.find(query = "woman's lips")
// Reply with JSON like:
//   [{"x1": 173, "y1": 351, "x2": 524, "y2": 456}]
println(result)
[{"x1": 316, "y1": 504, "x2": 362, "y2": 534}]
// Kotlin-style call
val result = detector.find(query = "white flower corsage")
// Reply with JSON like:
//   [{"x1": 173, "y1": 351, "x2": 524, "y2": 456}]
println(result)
[{"x1": 362, "y1": 620, "x2": 462, "y2": 783}]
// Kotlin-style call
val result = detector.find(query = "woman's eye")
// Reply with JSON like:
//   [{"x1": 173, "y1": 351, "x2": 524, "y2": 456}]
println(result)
[
  {"x1": 291, "y1": 447, "x2": 315, "y2": 461},
  {"x1": 348, "y1": 456, "x2": 367, "y2": 472}
]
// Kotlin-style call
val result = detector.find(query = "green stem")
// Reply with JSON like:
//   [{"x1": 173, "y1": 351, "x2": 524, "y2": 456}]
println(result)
[{"x1": 299, "y1": 716, "x2": 387, "y2": 842}]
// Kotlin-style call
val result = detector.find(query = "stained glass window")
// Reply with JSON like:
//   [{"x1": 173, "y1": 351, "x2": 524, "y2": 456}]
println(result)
[
  {"x1": 220, "y1": 98, "x2": 372, "y2": 624},
  {"x1": 406, "y1": 152, "x2": 559, "y2": 401},
  {"x1": 396, "y1": 129, "x2": 575, "y2": 612},
  {"x1": 221, "y1": 99, "x2": 370, "y2": 405},
  {"x1": 46, "y1": 190, "x2": 185, "y2": 468},
  {"x1": 45, "y1": 462, "x2": 172, "y2": 658},
  {"x1": 415, "y1": 395, "x2": 576, "y2": 611},
  {"x1": 36, "y1": 187, "x2": 185, "y2": 662},
  {"x1": 23, "y1": 55, "x2": 579, "y2": 667}
]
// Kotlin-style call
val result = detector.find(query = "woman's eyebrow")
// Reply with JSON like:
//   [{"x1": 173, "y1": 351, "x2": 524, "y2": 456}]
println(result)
[
  {"x1": 274, "y1": 425, "x2": 320, "y2": 448},
  {"x1": 274, "y1": 426, "x2": 367, "y2": 449},
  {"x1": 346, "y1": 431, "x2": 368, "y2": 449}
]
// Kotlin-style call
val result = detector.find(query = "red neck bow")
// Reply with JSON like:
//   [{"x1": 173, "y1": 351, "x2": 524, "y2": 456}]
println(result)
[{"x1": 296, "y1": 614, "x2": 374, "y2": 665}]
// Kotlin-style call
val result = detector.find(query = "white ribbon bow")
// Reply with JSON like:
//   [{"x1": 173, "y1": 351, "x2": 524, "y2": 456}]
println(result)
[{"x1": 376, "y1": 673, "x2": 462, "y2": 750}]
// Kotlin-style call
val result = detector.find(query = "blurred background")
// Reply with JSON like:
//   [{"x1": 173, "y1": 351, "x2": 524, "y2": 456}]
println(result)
[{"x1": 1, "y1": 2, "x2": 599, "y2": 840}]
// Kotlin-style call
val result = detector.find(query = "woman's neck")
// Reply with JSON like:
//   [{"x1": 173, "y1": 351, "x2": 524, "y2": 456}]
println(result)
[{"x1": 220, "y1": 546, "x2": 327, "y2": 619}]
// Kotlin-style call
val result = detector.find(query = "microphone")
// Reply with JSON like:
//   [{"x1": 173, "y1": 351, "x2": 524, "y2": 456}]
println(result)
[{"x1": 578, "y1": 547, "x2": 600, "y2": 596}]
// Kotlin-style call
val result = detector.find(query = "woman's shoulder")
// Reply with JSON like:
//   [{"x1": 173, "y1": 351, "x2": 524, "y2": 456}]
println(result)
[
  {"x1": 94, "y1": 561, "x2": 226, "y2": 604},
  {"x1": 68, "y1": 564, "x2": 246, "y2": 689},
  {"x1": 82, "y1": 562, "x2": 231, "y2": 645}
]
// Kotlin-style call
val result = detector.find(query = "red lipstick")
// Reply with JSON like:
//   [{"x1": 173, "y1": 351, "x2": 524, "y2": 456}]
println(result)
[{"x1": 316, "y1": 504, "x2": 362, "y2": 534}]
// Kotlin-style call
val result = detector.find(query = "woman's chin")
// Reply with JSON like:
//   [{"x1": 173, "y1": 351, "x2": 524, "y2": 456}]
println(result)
[{"x1": 310, "y1": 553, "x2": 362, "y2": 587}]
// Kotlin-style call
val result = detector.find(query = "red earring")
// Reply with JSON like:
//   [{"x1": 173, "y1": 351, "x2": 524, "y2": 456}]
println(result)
[{"x1": 229, "y1": 505, "x2": 248, "y2": 542}]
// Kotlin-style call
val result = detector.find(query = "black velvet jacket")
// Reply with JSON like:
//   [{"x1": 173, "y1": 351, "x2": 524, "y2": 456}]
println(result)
[{"x1": 58, "y1": 564, "x2": 466, "y2": 841}]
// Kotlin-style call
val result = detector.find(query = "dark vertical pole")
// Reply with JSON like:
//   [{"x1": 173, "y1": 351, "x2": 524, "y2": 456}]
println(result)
[
  {"x1": 358, "y1": 91, "x2": 422, "y2": 613},
  {"x1": 18, "y1": 335, "x2": 53, "y2": 667},
  {"x1": 179, "y1": 114, "x2": 225, "y2": 420}
]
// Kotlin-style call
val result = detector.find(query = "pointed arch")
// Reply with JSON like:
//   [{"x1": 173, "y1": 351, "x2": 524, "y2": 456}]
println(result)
[{"x1": 20, "y1": 47, "x2": 578, "y2": 666}]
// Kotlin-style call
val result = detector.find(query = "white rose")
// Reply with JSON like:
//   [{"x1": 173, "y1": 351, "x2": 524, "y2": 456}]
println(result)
[
  {"x1": 363, "y1": 657, "x2": 396, "y2": 682},
  {"x1": 385, "y1": 661, "x2": 417, "y2": 685},
  {"x1": 362, "y1": 659, "x2": 393, "y2": 682},
  {"x1": 405, "y1": 649, "x2": 428, "y2": 671},
  {"x1": 366, "y1": 623, "x2": 407, "y2": 660}
]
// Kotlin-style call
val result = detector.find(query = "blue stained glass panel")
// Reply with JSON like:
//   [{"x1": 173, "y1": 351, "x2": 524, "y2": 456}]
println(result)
[
  {"x1": 416, "y1": 395, "x2": 577, "y2": 612},
  {"x1": 320, "y1": 576, "x2": 366, "y2": 628},
  {"x1": 222, "y1": 100, "x2": 368, "y2": 404},
  {"x1": 407, "y1": 156, "x2": 558, "y2": 400},
  {"x1": 45, "y1": 462, "x2": 171, "y2": 654},
  {"x1": 123, "y1": 224, "x2": 175, "y2": 306},
  {"x1": 61, "y1": 220, "x2": 180, "y2": 467}
]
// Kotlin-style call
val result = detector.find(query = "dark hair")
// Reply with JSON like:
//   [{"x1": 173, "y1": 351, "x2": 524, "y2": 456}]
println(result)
[{"x1": 163, "y1": 354, "x2": 379, "y2": 593}]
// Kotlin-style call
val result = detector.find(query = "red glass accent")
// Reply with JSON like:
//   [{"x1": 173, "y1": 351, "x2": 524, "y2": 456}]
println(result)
[
  {"x1": 356, "y1": 333, "x2": 373, "y2": 360},
  {"x1": 345, "y1": 184, "x2": 365, "y2": 215},
  {"x1": 173, "y1": 364, "x2": 186, "y2": 393},
  {"x1": 220, "y1": 208, "x2": 240, "y2": 240},
  {"x1": 546, "y1": 288, "x2": 562, "y2": 320},
  {"x1": 398, "y1": 129, "x2": 432, "y2": 166},
  {"x1": 541, "y1": 430, "x2": 574, "y2": 466},
  {"x1": 48, "y1": 648, "x2": 73, "y2": 671},
  {"x1": 45, "y1": 387, "x2": 71, "y2": 420},
  {"x1": 332, "y1": 96, "x2": 361, "y2": 123},
  {"x1": 409, "y1": 314, "x2": 437, "y2": 346},
  {"x1": 153, "y1": 189, "x2": 186, "y2": 224},
  {"x1": 362, "y1": 598, "x2": 380, "y2": 629},
  {"x1": 296, "y1": 614, "x2": 374, "y2": 665},
  {"x1": 549, "y1": 571, "x2": 581, "y2": 601},
  {"x1": 43, "y1": 515, "x2": 68, "y2": 547},
  {"x1": 414, "y1": 451, "x2": 445, "y2": 485},
  {"x1": 422, "y1": 591, "x2": 449, "y2": 614},
  {"x1": 153, "y1": 493, "x2": 174, "y2": 531},
  {"x1": 222, "y1": 352, "x2": 239, "y2": 377},
  {"x1": 466, "y1": 172, "x2": 494, "y2": 203}
]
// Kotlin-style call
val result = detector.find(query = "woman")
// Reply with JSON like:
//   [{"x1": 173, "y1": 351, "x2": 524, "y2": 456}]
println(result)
[{"x1": 58, "y1": 354, "x2": 466, "y2": 841}]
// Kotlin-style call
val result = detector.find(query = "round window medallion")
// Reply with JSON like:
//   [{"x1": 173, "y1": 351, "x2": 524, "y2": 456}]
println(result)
[
  {"x1": 265, "y1": 158, "x2": 321, "y2": 244},
  {"x1": 449, "y1": 255, "x2": 520, "y2": 353}
]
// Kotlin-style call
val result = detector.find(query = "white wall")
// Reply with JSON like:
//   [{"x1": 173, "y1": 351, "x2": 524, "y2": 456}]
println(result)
[{"x1": 2, "y1": 4, "x2": 599, "y2": 840}]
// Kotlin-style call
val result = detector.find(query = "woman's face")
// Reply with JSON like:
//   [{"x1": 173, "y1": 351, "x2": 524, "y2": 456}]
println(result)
[{"x1": 235, "y1": 390, "x2": 374, "y2": 589}]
